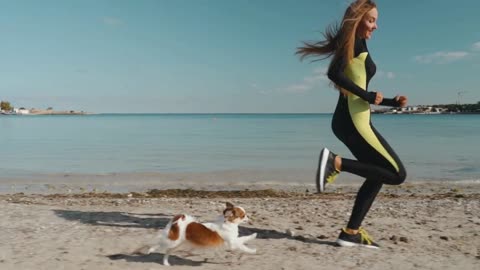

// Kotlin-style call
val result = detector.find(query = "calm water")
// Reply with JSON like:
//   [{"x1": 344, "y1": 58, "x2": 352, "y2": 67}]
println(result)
[{"x1": 1, "y1": 113, "x2": 479, "y2": 181}]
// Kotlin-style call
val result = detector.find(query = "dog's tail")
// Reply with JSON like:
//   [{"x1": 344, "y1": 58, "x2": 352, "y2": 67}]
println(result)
[{"x1": 132, "y1": 231, "x2": 169, "y2": 255}]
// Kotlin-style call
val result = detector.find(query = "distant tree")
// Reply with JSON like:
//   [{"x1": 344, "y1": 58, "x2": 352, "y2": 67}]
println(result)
[
  {"x1": 0, "y1": 101, "x2": 12, "y2": 111},
  {"x1": 47, "y1": 107, "x2": 53, "y2": 110}
]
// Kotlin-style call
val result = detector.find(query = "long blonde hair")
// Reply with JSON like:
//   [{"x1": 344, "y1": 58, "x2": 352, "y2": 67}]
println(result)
[{"x1": 296, "y1": 0, "x2": 377, "y2": 66}]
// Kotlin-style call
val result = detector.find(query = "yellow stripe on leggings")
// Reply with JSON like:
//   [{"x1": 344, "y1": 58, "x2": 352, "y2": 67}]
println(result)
[{"x1": 343, "y1": 52, "x2": 399, "y2": 172}]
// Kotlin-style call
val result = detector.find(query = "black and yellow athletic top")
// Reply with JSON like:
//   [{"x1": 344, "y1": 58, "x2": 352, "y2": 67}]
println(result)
[{"x1": 327, "y1": 37, "x2": 399, "y2": 107}]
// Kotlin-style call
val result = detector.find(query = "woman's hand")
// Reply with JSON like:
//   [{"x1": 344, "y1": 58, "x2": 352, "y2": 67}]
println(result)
[
  {"x1": 374, "y1": 92, "x2": 384, "y2": 105},
  {"x1": 395, "y1": 95, "x2": 408, "y2": 107}
]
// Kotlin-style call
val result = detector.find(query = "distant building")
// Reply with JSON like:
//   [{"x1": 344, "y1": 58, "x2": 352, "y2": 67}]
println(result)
[
  {"x1": 405, "y1": 106, "x2": 418, "y2": 111},
  {"x1": 14, "y1": 108, "x2": 30, "y2": 115}
]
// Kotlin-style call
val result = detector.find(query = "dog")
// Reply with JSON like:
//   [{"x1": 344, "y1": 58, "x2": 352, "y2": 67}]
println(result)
[{"x1": 145, "y1": 202, "x2": 257, "y2": 266}]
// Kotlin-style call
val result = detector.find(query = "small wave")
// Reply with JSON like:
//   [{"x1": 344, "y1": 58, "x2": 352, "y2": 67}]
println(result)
[
  {"x1": 448, "y1": 166, "x2": 479, "y2": 173},
  {"x1": 450, "y1": 178, "x2": 480, "y2": 184}
]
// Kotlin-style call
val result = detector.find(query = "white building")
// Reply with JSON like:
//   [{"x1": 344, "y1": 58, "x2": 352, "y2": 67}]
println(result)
[{"x1": 14, "y1": 108, "x2": 30, "y2": 115}]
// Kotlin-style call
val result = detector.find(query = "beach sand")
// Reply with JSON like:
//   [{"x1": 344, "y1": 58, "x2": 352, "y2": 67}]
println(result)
[{"x1": 1, "y1": 180, "x2": 479, "y2": 270}]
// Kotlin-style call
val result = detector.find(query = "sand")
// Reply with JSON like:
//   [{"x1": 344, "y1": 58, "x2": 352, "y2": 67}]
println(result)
[{"x1": 1, "y1": 180, "x2": 479, "y2": 270}]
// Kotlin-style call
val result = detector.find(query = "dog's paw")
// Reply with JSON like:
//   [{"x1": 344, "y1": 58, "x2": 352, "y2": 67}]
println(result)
[
  {"x1": 147, "y1": 247, "x2": 156, "y2": 254},
  {"x1": 132, "y1": 245, "x2": 151, "y2": 255},
  {"x1": 252, "y1": 233, "x2": 257, "y2": 239}
]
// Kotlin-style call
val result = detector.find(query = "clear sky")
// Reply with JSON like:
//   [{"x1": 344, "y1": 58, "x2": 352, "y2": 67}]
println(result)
[{"x1": 1, "y1": 0, "x2": 479, "y2": 113}]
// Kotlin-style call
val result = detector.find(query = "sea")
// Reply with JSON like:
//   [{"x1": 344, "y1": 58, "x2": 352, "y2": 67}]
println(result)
[{"x1": 1, "y1": 113, "x2": 479, "y2": 183}]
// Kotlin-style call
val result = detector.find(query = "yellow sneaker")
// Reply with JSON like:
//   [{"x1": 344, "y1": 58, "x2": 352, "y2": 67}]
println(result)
[{"x1": 336, "y1": 228, "x2": 380, "y2": 249}]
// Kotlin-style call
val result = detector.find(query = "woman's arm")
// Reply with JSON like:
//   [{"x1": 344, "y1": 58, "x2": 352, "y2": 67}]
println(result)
[{"x1": 327, "y1": 55, "x2": 378, "y2": 104}]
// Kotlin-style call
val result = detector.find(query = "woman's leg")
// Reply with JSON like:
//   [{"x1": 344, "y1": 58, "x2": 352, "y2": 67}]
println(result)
[
  {"x1": 346, "y1": 179, "x2": 383, "y2": 230},
  {"x1": 342, "y1": 126, "x2": 406, "y2": 229},
  {"x1": 330, "y1": 125, "x2": 406, "y2": 247}
]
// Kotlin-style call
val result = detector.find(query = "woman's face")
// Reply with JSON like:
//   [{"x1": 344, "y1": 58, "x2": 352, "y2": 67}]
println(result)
[{"x1": 357, "y1": 8, "x2": 378, "y2": 39}]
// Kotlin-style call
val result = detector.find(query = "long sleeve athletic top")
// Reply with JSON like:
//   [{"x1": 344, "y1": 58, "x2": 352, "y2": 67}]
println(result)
[{"x1": 327, "y1": 37, "x2": 399, "y2": 107}]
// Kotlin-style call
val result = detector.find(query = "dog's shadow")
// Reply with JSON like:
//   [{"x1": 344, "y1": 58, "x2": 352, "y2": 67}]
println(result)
[
  {"x1": 107, "y1": 253, "x2": 205, "y2": 266},
  {"x1": 53, "y1": 209, "x2": 171, "y2": 228}
]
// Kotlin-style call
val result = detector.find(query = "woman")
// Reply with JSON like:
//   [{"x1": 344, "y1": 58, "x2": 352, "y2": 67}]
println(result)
[{"x1": 297, "y1": 0, "x2": 407, "y2": 249}]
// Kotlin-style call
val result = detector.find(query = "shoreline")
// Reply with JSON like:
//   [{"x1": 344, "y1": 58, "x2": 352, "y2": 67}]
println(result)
[
  {"x1": 3, "y1": 181, "x2": 480, "y2": 199},
  {"x1": 1, "y1": 169, "x2": 479, "y2": 195}
]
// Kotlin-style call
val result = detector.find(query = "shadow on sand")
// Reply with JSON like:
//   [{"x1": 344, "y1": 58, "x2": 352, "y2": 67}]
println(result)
[
  {"x1": 107, "y1": 253, "x2": 206, "y2": 266},
  {"x1": 53, "y1": 209, "x2": 171, "y2": 228},
  {"x1": 53, "y1": 209, "x2": 337, "y2": 247},
  {"x1": 240, "y1": 226, "x2": 337, "y2": 246}
]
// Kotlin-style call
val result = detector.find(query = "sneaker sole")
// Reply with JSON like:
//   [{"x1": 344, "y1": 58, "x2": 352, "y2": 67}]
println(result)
[
  {"x1": 316, "y1": 148, "x2": 330, "y2": 193},
  {"x1": 336, "y1": 239, "x2": 380, "y2": 249}
]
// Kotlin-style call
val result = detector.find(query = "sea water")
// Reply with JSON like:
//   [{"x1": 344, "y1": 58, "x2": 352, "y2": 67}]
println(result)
[{"x1": 1, "y1": 113, "x2": 479, "y2": 182}]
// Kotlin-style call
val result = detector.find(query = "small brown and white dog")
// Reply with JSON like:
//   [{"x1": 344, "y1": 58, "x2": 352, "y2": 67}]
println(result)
[{"x1": 145, "y1": 202, "x2": 257, "y2": 266}]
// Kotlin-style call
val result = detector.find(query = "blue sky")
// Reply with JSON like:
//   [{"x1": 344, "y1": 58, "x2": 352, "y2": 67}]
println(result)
[{"x1": 1, "y1": 0, "x2": 479, "y2": 113}]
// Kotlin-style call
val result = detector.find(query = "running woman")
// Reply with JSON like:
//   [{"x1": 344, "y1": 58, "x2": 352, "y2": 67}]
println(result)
[{"x1": 297, "y1": 0, "x2": 408, "y2": 248}]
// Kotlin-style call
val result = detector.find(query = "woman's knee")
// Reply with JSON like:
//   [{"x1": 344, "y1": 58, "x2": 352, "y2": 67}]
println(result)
[{"x1": 390, "y1": 170, "x2": 407, "y2": 185}]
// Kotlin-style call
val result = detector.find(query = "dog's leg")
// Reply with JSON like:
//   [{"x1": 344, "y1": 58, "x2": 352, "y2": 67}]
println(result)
[
  {"x1": 163, "y1": 248, "x2": 171, "y2": 266},
  {"x1": 230, "y1": 241, "x2": 256, "y2": 254},
  {"x1": 130, "y1": 244, "x2": 153, "y2": 255},
  {"x1": 239, "y1": 233, "x2": 257, "y2": 243},
  {"x1": 162, "y1": 242, "x2": 184, "y2": 266},
  {"x1": 237, "y1": 244, "x2": 257, "y2": 254},
  {"x1": 147, "y1": 244, "x2": 160, "y2": 254}
]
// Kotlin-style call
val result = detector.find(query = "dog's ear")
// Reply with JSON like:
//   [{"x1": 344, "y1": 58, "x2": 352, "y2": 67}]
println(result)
[
  {"x1": 226, "y1": 202, "x2": 234, "y2": 209},
  {"x1": 172, "y1": 214, "x2": 185, "y2": 223}
]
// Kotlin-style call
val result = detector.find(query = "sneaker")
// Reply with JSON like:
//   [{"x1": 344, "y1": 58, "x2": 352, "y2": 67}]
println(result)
[
  {"x1": 336, "y1": 228, "x2": 380, "y2": 249},
  {"x1": 316, "y1": 148, "x2": 339, "y2": 193}
]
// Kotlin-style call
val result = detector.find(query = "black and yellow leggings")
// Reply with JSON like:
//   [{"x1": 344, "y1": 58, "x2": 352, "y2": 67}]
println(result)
[{"x1": 332, "y1": 95, "x2": 406, "y2": 230}]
